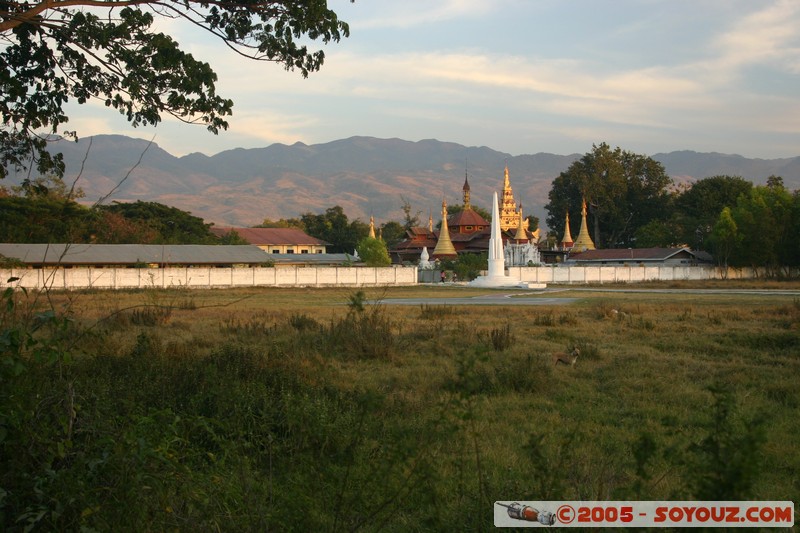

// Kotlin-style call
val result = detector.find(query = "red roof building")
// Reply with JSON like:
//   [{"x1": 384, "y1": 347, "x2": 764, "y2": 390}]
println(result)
[{"x1": 210, "y1": 227, "x2": 329, "y2": 254}]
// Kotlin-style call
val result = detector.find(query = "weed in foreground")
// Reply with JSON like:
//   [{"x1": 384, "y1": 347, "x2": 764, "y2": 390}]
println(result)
[
  {"x1": 288, "y1": 313, "x2": 321, "y2": 332},
  {"x1": 326, "y1": 292, "x2": 395, "y2": 360},
  {"x1": 572, "y1": 339, "x2": 601, "y2": 361},
  {"x1": 419, "y1": 303, "x2": 454, "y2": 320},
  {"x1": 488, "y1": 323, "x2": 514, "y2": 352}
]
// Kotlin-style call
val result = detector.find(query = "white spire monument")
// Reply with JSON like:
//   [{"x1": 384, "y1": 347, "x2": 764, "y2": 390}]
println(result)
[{"x1": 469, "y1": 191, "x2": 545, "y2": 288}]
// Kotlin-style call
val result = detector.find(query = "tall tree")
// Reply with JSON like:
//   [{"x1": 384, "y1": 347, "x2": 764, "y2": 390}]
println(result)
[
  {"x1": 12, "y1": 173, "x2": 84, "y2": 200},
  {"x1": 400, "y1": 196, "x2": 421, "y2": 231},
  {"x1": 99, "y1": 200, "x2": 217, "y2": 244},
  {"x1": 0, "y1": 195, "x2": 90, "y2": 242},
  {"x1": 715, "y1": 180, "x2": 797, "y2": 273},
  {"x1": 673, "y1": 175, "x2": 752, "y2": 250},
  {"x1": 379, "y1": 221, "x2": 406, "y2": 249},
  {"x1": 791, "y1": 190, "x2": 800, "y2": 268},
  {"x1": 257, "y1": 217, "x2": 303, "y2": 229},
  {"x1": 356, "y1": 237, "x2": 391, "y2": 266},
  {"x1": 1, "y1": 0, "x2": 350, "y2": 179},
  {"x1": 708, "y1": 207, "x2": 740, "y2": 269},
  {"x1": 300, "y1": 205, "x2": 368, "y2": 254},
  {"x1": 545, "y1": 143, "x2": 672, "y2": 248}
]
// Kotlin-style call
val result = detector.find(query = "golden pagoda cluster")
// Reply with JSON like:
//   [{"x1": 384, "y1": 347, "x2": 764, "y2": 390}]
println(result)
[
  {"x1": 499, "y1": 165, "x2": 521, "y2": 231},
  {"x1": 387, "y1": 164, "x2": 555, "y2": 264},
  {"x1": 560, "y1": 198, "x2": 595, "y2": 251}
]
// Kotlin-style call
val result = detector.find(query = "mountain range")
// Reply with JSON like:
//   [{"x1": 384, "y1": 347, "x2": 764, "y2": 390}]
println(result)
[{"x1": 8, "y1": 135, "x2": 800, "y2": 231}]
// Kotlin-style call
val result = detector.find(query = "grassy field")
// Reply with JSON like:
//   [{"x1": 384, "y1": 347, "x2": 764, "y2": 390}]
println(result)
[{"x1": 1, "y1": 282, "x2": 798, "y2": 531}]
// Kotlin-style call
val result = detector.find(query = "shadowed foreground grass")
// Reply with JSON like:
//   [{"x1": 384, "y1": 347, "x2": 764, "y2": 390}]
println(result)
[{"x1": 1, "y1": 285, "x2": 798, "y2": 531}]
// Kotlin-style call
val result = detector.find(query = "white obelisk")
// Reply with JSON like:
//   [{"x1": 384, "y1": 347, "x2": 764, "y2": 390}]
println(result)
[
  {"x1": 468, "y1": 191, "x2": 545, "y2": 288},
  {"x1": 487, "y1": 190, "x2": 505, "y2": 278},
  {"x1": 469, "y1": 191, "x2": 514, "y2": 287}
]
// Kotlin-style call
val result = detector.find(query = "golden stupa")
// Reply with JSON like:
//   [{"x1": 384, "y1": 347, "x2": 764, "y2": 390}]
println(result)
[
  {"x1": 431, "y1": 199, "x2": 457, "y2": 257},
  {"x1": 571, "y1": 198, "x2": 596, "y2": 251}
]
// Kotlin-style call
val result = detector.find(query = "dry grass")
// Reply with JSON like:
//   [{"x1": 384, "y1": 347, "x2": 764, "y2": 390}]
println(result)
[{"x1": 9, "y1": 282, "x2": 799, "y2": 529}]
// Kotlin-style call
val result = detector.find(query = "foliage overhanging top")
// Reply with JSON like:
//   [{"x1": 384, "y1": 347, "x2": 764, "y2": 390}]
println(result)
[{"x1": 0, "y1": 0, "x2": 349, "y2": 178}]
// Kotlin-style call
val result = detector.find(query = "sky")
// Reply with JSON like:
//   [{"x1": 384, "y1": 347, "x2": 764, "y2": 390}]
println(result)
[{"x1": 63, "y1": 0, "x2": 800, "y2": 159}]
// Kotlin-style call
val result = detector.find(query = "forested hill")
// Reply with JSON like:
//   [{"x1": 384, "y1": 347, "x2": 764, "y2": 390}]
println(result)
[{"x1": 8, "y1": 135, "x2": 799, "y2": 227}]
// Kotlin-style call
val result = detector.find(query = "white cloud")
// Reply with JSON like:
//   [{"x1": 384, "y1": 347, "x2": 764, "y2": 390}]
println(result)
[
  {"x1": 353, "y1": 0, "x2": 498, "y2": 29},
  {"x1": 53, "y1": 1, "x2": 800, "y2": 159},
  {"x1": 225, "y1": 110, "x2": 320, "y2": 146},
  {"x1": 712, "y1": 0, "x2": 800, "y2": 72}
]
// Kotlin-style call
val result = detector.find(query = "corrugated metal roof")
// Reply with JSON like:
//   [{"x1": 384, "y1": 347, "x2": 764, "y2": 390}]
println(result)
[
  {"x1": 210, "y1": 227, "x2": 330, "y2": 246},
  {"x1": 269, "y1": 253, "x2": 355, "y2": 265},
  {"x1": 0, "y1": 244, "x2": 274, "y2": 265},
  {"x1": 569, "y1": 247, "x2": 696, "y2": 262}
]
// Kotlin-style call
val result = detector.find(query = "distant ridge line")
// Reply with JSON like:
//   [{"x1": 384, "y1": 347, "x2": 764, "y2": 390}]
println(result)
[{"x1": 6, "y1": 134, "x2": 798, "y2": 228}]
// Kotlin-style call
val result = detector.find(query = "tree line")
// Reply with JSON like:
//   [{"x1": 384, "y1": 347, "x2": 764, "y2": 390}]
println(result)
[
  {"x1": 0, "y1": 176, "x2": 235, "y2": 245},
  {"x1": 0, "y1": 179, "x2": 396, "y2": 265},
  {"x1": 545, "y1": 143, "x2": 800, "y2": 270},
  {"x1": 2, "y1": 142, "x2": 799, "y2": 272}
]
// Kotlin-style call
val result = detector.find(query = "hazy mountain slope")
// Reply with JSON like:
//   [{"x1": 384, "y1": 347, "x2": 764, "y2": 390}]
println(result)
[
  {"x1": 5, "y1": 135, "x2": 797, "y2": 229},
  {"x1": 652, "y1": 150, "x2": 800, "y2": 183}
]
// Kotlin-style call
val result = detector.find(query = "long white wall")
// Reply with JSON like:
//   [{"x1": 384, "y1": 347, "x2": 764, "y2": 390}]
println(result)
[
  {"x1": 1, "y1": 266, "x2": 418, "y2": 290},
  {"x1": 506, "y1": 265, "x2": 758, "y2": 283},
  {"x1": 0, "y1": 264, "x2": 767, "y2": 291}
]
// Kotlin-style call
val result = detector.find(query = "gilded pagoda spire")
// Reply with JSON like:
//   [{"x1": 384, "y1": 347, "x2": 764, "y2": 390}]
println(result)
[
  {"x1": 572, "y1": 198, "x2": 596, "y2": 251},
  {"x1": 463, "y1": 170, "x2": 471, "y2": 210},
  {"x1": 368, "y1": 215, "x2": 376, "y2": 239},
  {"x1": 514, "y1": 203, "x2": 528, "y2": 242},
  {"x1": 499, "y1": 163, "x2": 520, "y2": 231},
  {"x1": 561, "y1": 211, "x2": 574, "y2": 249},
  {"x1": 428, "y1": 210, "x2": 433, "y2": 232},
  {"x1": 432, "y1": 199, "x2": 457, "y2": 257}
]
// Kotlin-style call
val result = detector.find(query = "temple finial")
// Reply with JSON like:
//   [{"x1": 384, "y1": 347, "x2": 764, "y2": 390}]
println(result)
[
  {"x1": 572, "y1": 198, "x2": 596, "y2": 251},
  {"x1": 462, "y1": 162, "x2": 471, "y2": 210},
  {"x1": 561, "y1": 211, "x2": 574, "y2": 249},
  {"x1": 514, "y1": 203, "x2": 527, "y2": 241},
  {"x1": 432, "y1": 198, "x2": 457, "y2": 257}
]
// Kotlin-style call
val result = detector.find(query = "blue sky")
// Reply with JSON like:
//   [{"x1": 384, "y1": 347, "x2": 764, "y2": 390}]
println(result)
[{"x1": 64, "y1": 0, "x2": 800, "y2": 158}]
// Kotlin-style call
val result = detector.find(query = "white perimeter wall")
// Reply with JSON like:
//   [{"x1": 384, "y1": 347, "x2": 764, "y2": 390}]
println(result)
[
  {"x1": 506, "y1": 265, "x2": 758, "y2": 283},
  {"x1": 1, "y1": 266, "x2": 417, "y2": 290},
  {"x1": 0, "y1": 264, "x2": 765, "y2": 290}
]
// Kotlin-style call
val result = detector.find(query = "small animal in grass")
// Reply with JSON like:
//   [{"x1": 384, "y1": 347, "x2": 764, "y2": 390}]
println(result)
[{"x1": 553, "y1": 347, "x2": 580, "y2": 366}]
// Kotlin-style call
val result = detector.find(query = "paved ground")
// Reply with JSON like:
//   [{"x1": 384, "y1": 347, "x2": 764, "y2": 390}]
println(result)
[
  {"x1": 377, "y1": 285, "x2": 800, "y2": 306},
  {"x1": 379, "y1": 294, "x2": 581, "y2": 306}
]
